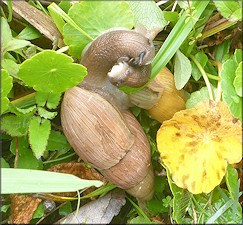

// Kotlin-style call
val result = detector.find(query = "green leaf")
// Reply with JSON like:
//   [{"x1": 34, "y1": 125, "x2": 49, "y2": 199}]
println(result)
[
  {"x1": 16, "y1": 25, "x2": 42, "y2": 40},
  {"x1": 163, "y1": 11, "x2": 179, "y2": 22},
  {"x1": 234, "y1": 49, "x2": 242, "y2": 64},
  {"x1": 1, "y1": 69, "x2": 13, "y2": 114},
  {"x1": 1, "y1": 113, "x2": 33, "y2": 136},
  {"x1": 1, "y1": 98, "x2": 10, "y2": 114},
  {"x1": 146, "y1": 199, "x2": 168, "y2": 216},
  {"x1": 1, "y1": 158, "x2": 10, "y2": 168},
  {"x1": 28, "y1": 117, "x2": 51, "y2": 159},
  {"x1": 59, "y1": 202, "x2": 72, "y2": 217},
  {"x1": 32, "y1": 203, "x2": 45, "y2": 219},
  {"x1": 186, "y1": 86, "x2": 217, "y2": 109},
  {"x1": 46, "y1": 130, "x2": 71, "y2": 153},
  {"x1": 167, "y1": 168, "x2": 191, "y2": 224},
  {"x1": 129, "y1": 215, "x2": 157, "y2": 224},
  {"x1": 37, "y1": 107, "x2": 57, "y2": 120},
  {"x1": 24, "y1": 46, "x2": 37, "y2": 59},
  {"x1": 35, "y1": 91, "x2": 61, "y2": 109},
  {"x1": 48, "y1": 3, "x2": 66, "y2": 34},
  {"x1": 213, "y1": 1, "x2": 242, "y2": 22},
  {"x1": 58, "y1": 1, "x2": 71, "y2": 13},
  {"x1": 178, "y1": 1, "x2": 190, "y2": 9},
  {"x1": 153, "y1": 176, "x2": 167, "y2": 197},
  {"x1": 206, "y1": 199, "x2": 234, "y2": 224},
  {"x1": 10, "y1": 136, "x2": 43, "y2": 169},
  {"x1": 63, "y1": 1, "x2": 134, "y2": 59},
  {"x1": 191, "y1": 51, "x2": 208, "y2": 81},
  {"x1": 225, "y1": 164, "x2": 239, "y2": 200},
  {"x1": 174, "y1": 49, "x2": 192, "y2": 90},
  {"x1": 215, "y1": 40, "x2": 231, "y2": 62},
  {"x1": 233, "y1": 62, "x2": 242, "y2": 97},
  {"x1": 1, "y1": 17, "x2": 13, "y2": 51},
  {"x1": 221, "y1": 59, "x2": 242, "y2": 120},
  {"x1": 1, "y1": 69, "x2": 12, "y2": 100},
  {"x1": 4, "y1": 39, "x2": 30, "y2": 53},
  {"x1": 18, "y1": 50, "x2": 87, "y2": 93},
  {"x1": 1, "y1": 204, "x2": 10, "y2": 213},
  {"x1": 9, "y1": 104, "x2": 36, "y2": 116},
  {"x1": 1, "y1": 58, "x2": 20, "y2": 79},
  {"x1": 2, "y1": 168, "x2": 103, "y2": 194},
  {"x1": 128, "y1": 1, "x2": 167, "y2": 34},
  {"x1": 151, "y1": 1, "x2": 209, "y2": 79}
]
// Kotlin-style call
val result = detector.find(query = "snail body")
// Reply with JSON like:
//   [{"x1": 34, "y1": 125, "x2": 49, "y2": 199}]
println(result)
[
  {"x1": 61, "y1": 29, "x2": 155, "y2": 200},
  {"x1": 81, "y1": 29, "x2": 155, "y2": 89}
]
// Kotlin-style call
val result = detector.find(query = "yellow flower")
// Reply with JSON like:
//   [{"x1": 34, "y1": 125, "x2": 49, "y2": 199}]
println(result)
[{"x1": 157, "y1": 100, "x2": 242, "y2": 194}]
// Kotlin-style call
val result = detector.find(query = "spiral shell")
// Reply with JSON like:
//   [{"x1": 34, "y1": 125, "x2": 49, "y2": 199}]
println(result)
[{"x1": 61, "y1": 87, "x2": 154, "y2": 200}]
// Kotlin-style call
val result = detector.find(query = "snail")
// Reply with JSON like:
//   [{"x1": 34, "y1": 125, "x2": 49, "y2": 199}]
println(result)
[
  {"x1": 129, "y1": 67, "x2": 186, "y2": 122},
  {"x1": 61, "y1": 28, "x2": 155, "y2": 200}
]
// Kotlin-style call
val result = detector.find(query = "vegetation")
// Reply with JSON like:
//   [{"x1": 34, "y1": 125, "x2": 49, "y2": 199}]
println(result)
[{"x1": 1, "y1": 0, "x2": 242, "y2": 224}]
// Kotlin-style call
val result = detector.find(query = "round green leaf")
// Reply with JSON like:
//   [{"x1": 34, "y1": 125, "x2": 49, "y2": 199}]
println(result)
[
  {"x1": 213, "y1": 1, "x2": 242, "y2": 22},
  {"x1": 221, "y1": 59, "x2": 242, "y2": 120},
  {"x1": 18, "y1": 50, "x2": 87, "y2": 92},
  {"x1": 63, "y1": 1, "x2": 134, "y2": 59},
  {"x1": 233, "y1": 62, "x2": 242, "y2": 97},
  {"x1": 186, "y1": 86, "x2": 217, "y2": 109},
  {"x1": 35, "y1": 91, "x2": 61, "y2": 109}
]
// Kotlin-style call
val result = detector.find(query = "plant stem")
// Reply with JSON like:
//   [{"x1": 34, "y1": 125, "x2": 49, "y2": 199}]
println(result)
[
  {"x1": 189, "y1": 54, "x2": 214, "y2": 100},
  {"x1": 10, "y1": 92, "x2": 36, "y2": 108},
  {"x1": 56, "y1": 46, "x2": 69, "y2": 53},
  {"x1": 42, "y1": 152, "x2": 76, "y2": 164},
  {"x1": 206, "y1": 73, "x2": 221, "y2": 81},
  {"x1": 199, "y1": 19, "x2": 237, "y2": 40}
]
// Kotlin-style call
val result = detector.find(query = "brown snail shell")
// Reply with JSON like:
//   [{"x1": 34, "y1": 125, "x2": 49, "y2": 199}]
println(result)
[
  {"x1": 61, "y1": 87, "x2": 154, "y2": 200},
  {"x1": 61, "y1": 29, "x2": 155, "y2": 200}
]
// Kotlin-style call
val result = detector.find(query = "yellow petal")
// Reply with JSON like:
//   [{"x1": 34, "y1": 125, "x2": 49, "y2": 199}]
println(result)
[{"x1": 157, "y1": 100, "x2": 242, "y2": 194}]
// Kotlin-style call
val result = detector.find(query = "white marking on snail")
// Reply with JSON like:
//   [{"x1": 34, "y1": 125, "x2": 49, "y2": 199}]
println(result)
[{"x1": 107, "y1": 62, "x2": 130, "y2": 86}]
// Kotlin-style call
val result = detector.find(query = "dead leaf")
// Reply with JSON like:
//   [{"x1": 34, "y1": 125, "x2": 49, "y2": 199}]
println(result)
[
  {"x1": 10, "y1": 194, "x2": 42, "y2": 224},
  {"x1": 157, "y1": 100, "x2": 242, "y2": 194},
  {"x1": 54, "y1": 190, "x2": 126, "y2": 224}
]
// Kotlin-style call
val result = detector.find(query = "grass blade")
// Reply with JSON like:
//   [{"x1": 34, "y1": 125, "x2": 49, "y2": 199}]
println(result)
[
  {"x1": 2, "y1": 168, "x2": 103, "y2": 194},
  {"x1": 151, "y1": 1, "x2": 209, "y2": 78}
]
